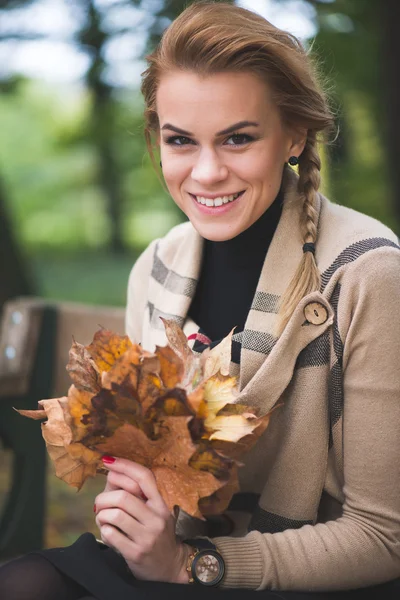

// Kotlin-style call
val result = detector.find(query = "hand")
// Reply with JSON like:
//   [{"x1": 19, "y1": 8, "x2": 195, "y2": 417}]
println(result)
[{"x1": 95, "y1": 456, "x2": 190, "y2": 584}]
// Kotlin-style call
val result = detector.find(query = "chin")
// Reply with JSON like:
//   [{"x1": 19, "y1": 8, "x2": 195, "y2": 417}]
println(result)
[{"x1": 192, "y1": 221, "x2": 243, "y2": 242}]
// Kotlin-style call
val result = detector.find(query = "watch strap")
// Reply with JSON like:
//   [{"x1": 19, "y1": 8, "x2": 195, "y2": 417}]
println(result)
[{"x1": 183, "y1": 537, "x2": 217, "y2": 550}]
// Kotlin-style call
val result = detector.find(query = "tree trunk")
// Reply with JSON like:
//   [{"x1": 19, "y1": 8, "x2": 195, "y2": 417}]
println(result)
[
  {"x1": 0, "y1": 177, "x2": 34, "y2": 310},
  {"x1": 84, "y1": 0, "x2": 125, "y2": 254},
  {"x1": 380, "y1": 0, "x2": 400, "y2": 226}
]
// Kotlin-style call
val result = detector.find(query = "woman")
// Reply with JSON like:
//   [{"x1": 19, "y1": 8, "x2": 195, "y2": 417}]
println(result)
[{"x1": 1, "y1": 2, "x2": 399, "y2": 598}]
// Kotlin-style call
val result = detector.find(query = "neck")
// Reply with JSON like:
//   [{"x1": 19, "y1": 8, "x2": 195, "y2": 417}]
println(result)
[{"x1": 203, "y1": 187, "x2": 283, "y2": 268}]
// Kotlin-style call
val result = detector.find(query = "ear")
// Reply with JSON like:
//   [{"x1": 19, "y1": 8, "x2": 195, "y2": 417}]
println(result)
[{"x1": 286, "y1": 127, "x2": 307, "y2": 161}]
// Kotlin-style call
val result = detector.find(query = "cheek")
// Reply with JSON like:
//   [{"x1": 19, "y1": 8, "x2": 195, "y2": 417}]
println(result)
[{"x1": 163, "y1": 161, "x2": 190, "y2": 198}]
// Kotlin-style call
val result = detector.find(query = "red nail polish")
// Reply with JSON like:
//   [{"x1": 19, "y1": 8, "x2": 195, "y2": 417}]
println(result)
[
  {"x1": 93, "y1": 504, "x2": 96, "y2": 513},
  {"x1": 102, "y1": 455, "x2": 116, "y2": 464}
]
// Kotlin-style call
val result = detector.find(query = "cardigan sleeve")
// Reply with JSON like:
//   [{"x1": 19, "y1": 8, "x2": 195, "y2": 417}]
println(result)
[
  {"x1": 125, "y1": 239, "x2": 158, "y2": 344},
  {"x1": 210, "y1": 247, "x2": 400, "y2": 591}
]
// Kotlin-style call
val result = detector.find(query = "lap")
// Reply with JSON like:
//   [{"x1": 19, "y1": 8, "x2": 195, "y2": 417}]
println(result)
[{"x1": 1, "y1": 533, "x2": 399, "y2": 600}]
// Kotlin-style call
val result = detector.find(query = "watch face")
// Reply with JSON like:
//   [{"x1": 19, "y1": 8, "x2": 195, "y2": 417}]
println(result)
[{"x1": 192, "y1": 550, "x2": 224, "y2": 586}]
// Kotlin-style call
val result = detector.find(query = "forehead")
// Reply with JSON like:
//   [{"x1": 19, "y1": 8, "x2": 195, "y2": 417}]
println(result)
[{"x1": 156, "y1": 71, "x2": 275, "y2": 127}]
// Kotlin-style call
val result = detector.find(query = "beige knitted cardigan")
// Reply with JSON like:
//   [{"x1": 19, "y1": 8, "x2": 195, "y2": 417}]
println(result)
[{"x1": 125, "y1": 167, "x2": 400, "y2": 592}]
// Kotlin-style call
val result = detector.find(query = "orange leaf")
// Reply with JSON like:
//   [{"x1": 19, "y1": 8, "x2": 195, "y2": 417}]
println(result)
[
  {"x1": 39, "y1": 398, "x2": 101, "y2": 490},
  {"x1": 87, "y1": 328, "x2": 132, "y2": 373},
  {"x1": 155, "y1": 345, "x2": 184, "y2": 388},
  {"x1": 17, "y1": 323, "x2": 278, "y2": 518},
  {"x1": 93, "y1": 418, "x2": 225, "y2": 519}
]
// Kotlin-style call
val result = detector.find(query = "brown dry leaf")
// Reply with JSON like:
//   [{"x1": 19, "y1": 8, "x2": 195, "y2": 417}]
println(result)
[
  {"x1": 101, "y1": 346, "x2": 163, "y2": 414},
  {"x1": 87, "y1": 328, "x2": 132, "y2": 373},
  {"x1": 101, "y1": 345, "x2": 143, "y2": 390},
  {"x1": 160, "y1": 318, "x2": 195, "y2": 386},
  {"x1": 15, "y1": 408, "x2": 46, "y2": 420},
  {"x1": 24, "y1": 398, "x2": 102, "y2": 490},
  {"x1": 66, "y1": 340, "x2": 101, "y2": 394},
  {"x1": 199, "y1": 465, "x2": 240, "y2": 516},
  {"x1": 46, "y1": 442, "x2": 101, "y2": 490},
  {"x1": 67, "y1": 384, "x2": 95, "y2": 441},
  {"x1": 160, "y1": 319, "x2": 192, "y2": 362},
  {"x1": 155, "y1": 345, "x2": 184, "y2": 388},
  {"x1": 93, "y1": 419, "x2": 225, "y2": 519},
  {"x1": 18, "y1": 322, "x2": 277, "y2": 518},
  {"x1": 187, "y1": 384, "x2": 207, "y2": 418}
]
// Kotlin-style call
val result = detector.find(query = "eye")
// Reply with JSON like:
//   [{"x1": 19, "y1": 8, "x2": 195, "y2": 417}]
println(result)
[
  {"x1": 225, "y1": 133, "x2": 254, "y2": 146},
  {"x1": 164, "y1": 135, "x2": 193, "y2": 146}
]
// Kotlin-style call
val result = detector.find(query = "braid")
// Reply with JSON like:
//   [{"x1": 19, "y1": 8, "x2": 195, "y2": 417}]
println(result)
[{"x1": 276, "y1": 135, "x2": 322, "y2": 336}]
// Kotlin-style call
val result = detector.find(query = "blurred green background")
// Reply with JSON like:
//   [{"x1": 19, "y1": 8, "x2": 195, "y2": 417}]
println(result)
[{"x1": 1, "y1": 0, "x2": 399, "y2": 551}]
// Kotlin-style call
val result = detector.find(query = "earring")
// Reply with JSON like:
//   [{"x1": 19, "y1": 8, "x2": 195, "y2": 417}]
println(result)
[
  {"x1": 159, "y1": 161, "x2": 162, "y2": 168},
  {"x1": 288, "y1": 156, "x2": 299, "y2": 166}
]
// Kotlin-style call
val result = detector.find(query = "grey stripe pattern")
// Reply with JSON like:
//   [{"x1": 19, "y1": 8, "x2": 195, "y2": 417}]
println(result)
[
  {"x1": 242, "y1": 329, "x2": 277, "y2": 355},
  {"x1": 151, "y1": 246, "x2": 197, "y2": 298},
  {"x1": 249, "y1": 506, "x2": 313, "y2": 534},
  {"x1": 328, "y1": 360, "x2": 344, "y2": 430},
  {"x1": 147, "y1": 302, "x2": 184, "y2": 330},
  {"x1": 329, "y1": 283, "x2": 344, "y2": 362},
  {"x1": 295, "y1": 330, "x2": 330, "y2": 369},
  {"x1": 320, "y1": 237, "x2": 400, "y2": 291},
  {"x1": 327, "y1": 282, "x2": 344, "y2": 441},
  {"x1": 251, "y1": 291, "x2": 280, "y2": 314}
]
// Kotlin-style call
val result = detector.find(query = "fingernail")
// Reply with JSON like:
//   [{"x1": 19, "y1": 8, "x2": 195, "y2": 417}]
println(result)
[
  {"x1": 93, "y1": 504, "x2": 96, "y2": 513},
  {"x1": 102, "y1": 455, "x2": 116, "y2": 464}
]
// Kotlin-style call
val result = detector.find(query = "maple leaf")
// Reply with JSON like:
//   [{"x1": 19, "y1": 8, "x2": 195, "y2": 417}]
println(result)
[
  {"x1": 17, "y1": 322, "x2": 278, "y2": 518},
  {"x1": 90, "y1": 419, "x2": 228, "y2": 519},
  {"x1": 16, "y1": 398, "x2": 102, "y2": 490},
  {"x1": 67, "y1": 329, "x2": 133, "y2": 393}
]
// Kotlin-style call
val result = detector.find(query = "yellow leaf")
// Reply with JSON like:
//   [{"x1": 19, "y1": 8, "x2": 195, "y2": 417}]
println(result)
[
  {"x1": 207, "y1": 414, "x2": 259, "y2": 442},
  {"x1": 203, "y1": 373, "x2": 238, "y2": 416},
  {"x1": 87, "y1": 328, "x2": 132, "y2": 373}
]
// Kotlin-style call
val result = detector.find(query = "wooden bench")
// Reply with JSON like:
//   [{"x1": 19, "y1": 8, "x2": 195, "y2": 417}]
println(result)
[{"x1": 0, "y1": 297, "x2": 125, "y2": 559}]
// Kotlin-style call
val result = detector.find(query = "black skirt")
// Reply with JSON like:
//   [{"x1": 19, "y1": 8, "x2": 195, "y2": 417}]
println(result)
[{"x1": 34, "y1": 532, "x2": 400, "y2": 600}]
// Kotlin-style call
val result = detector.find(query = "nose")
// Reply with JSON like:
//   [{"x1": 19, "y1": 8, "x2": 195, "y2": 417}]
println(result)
[{"x1": 191, "y1": 148, "x2": 228, "y2": 186}]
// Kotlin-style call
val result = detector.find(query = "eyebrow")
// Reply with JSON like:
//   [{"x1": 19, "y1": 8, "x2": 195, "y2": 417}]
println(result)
[{"x1": 160, "y1": 120, "x2": 259, "y2": 137}]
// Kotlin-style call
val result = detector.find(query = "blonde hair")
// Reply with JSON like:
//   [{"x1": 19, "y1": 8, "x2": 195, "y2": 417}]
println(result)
[{"x1": 141, "y1": 0, "x2": 336, "y2": 335}]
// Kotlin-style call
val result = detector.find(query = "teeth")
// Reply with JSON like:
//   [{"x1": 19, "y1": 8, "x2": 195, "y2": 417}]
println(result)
[{"x1": 194, "y1": 192, "x2": 241, "y2": 207}]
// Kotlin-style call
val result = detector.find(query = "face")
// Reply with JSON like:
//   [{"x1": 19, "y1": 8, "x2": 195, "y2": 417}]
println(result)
[{"x1": 156, "y1": 70, "x2": 305, "y2": 241}]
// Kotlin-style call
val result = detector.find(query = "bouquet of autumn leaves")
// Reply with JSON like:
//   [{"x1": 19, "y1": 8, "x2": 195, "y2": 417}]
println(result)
[{"x1": 18, "y1": 319, "x2": 273, "y2": 520}]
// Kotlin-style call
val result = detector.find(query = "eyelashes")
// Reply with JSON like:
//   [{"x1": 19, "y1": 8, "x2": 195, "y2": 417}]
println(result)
[{"x1": 164, "y1": 133, "x2": 255, "y2": 147}]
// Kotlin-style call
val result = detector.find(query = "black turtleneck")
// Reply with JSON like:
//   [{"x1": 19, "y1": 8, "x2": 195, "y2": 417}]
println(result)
[{"x1": 188, "y1": 188, "x2": 283, "y2": 344}]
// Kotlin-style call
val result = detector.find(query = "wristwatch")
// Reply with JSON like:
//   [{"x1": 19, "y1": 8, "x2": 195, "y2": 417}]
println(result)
[{"x1": 183, "y1": 537, "x2": 225, "y2": 586}]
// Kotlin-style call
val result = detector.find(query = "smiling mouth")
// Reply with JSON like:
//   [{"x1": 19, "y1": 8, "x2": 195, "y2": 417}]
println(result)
[{"x1": 190, "y1": 191, "x2": 245, "y2": 207}]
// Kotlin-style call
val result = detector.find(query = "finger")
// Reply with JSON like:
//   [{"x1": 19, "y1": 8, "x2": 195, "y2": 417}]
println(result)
[
  {"x1": 97, "y1": 507, "x2": 142, "y2": 541},
  {"x1": 95, "y1": 489, "x2": 154, "y2": 527},
  {"x1": 100, "y1": 524, "x2": 141, "y2": 563},
  {"x1": 104, "y1": 470, "x2": 147, "y2": 500},
  {"x1": 101, "y1": 457, "x2": 168, "y2": 516}
]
